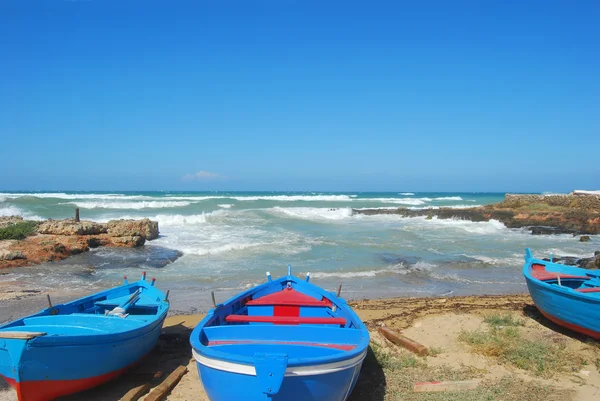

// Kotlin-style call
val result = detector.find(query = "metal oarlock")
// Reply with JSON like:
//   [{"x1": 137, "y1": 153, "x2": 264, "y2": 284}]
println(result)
[
  {"x1": 211, "y1": 291, "x2": 217, "y2": 308},
  {"x1": 332, "y1": 284, "x2": 342, "y2": 312},
  {"x1": 165, "y1": 289, "x2": 170, "y2": 301},
  {"x1": 47, "y1": 294, "x2": 53, "y2": 308}
]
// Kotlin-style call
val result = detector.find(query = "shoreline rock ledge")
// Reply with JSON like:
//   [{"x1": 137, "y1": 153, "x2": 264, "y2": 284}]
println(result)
[{"x1": 0, "y1": 217, "x2": 160, "y2": 268}]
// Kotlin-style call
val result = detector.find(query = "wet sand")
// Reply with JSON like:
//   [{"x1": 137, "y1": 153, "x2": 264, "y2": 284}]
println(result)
[{"x1": 1, "y1": 294, "x2": 600, "y2": 400}]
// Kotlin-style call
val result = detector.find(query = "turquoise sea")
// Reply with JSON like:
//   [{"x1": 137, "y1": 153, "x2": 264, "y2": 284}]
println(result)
[{"x1": 1, "y1": 191, "x2": 597, "y2": 314}]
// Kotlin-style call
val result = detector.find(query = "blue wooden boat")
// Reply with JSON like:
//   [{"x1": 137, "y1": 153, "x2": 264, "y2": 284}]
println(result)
[
  {"x1": 0, "y1": 273, "x2": 169, "y2": 401},
  {"x1": 190, "y1": 267, "x2": 369, "y2": 401},
  {"x1": 523, "y1": 248, "x2": 600, "y2": 339}
]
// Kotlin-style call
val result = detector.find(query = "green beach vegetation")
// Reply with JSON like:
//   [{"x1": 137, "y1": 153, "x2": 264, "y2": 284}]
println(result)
[
  {"x1": 0, "y1": 221, "x2": 38, "y2": 240},
  {"x1": 359, "y1": 343, "x2": 573, "y2": 401}
]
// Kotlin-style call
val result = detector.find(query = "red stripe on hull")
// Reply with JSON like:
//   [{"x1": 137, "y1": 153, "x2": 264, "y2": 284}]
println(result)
[
  {"x1": 539, "y1": 309, "x2": 600, "y2": 340},
  {"x1": 1, "y1": 363, "x2": 132, "y2": 401}
]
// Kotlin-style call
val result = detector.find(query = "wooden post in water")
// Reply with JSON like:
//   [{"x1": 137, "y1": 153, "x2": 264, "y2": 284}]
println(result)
[{"x1": 75, "y1": 208, "x2": 80, "y2": 222}]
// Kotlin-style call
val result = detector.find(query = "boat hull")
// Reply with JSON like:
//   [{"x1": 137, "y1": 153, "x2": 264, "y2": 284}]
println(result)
[
  {"x1": 525, "y1": 277, "x2": 600, "y2": 340},
  {"x1": 0, "y1": 313, "x2": 165, "y2": 401},
  {"x1": 195, "y1": 351, "x2": 365, "y2": 401}
]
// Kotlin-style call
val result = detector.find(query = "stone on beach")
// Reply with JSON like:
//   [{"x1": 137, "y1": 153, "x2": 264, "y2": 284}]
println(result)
[
  {"x1": 0, "y1": 216, "x2": 24, "y2": 228},
  {"x1": 107, "y1": 218, "x2": 159, "y2": 240},
  {"x1": 0, "y1": 250, "x2": 26, "y2": 260},
  {"x1": 37, "y1": 219, "x2": 107, "y2": 236}
]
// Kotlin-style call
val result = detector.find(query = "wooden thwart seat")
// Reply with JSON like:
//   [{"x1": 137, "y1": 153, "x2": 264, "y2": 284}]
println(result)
[{"x1": 225, "y1": 315, "x2": 346, "y2": 325}]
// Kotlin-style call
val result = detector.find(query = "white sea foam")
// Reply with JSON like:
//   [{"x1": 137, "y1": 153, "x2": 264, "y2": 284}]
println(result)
[
  {"x1": 0, "y1": 192, "x2": 142, "y2": 200},
  {"x1": 413, "y1": 216, "x2": 508, "y2": 234},
  {"x1": 218, "y1": 204, "x2": 234, "y2": 208},
  {"x1": 433, "y1": 196, "x2": 463, "y2": 201},
  {"x1": 373, "y1": 198, "x2": 427, "y2": 205},
  {"x1": 67, "y1": 200, "x2": 196, "y2": 209},
  {"x1": 269, "y1": 207, "x2": 353, "y2": 221},
  {"x1": 0, "y1": 204, "x2": 44, "y2": 220},
  {"x1": 399, "y1": 192, "x2": 415, "y2": 196},
  {"x1": 96, "y1": 213, "x2": 211, "y2": 226},
  {"x1": 462, "y1": 254, "x2": 523, "y2": 266},
  {"x1": 0, "y1": 205, "x2": 26, "y2": 217},
  {"x1": 353, "y1": 207, "x2": 399, "y2": 211},
  {"x1": 310, "y1": 261, "x2": 436, "y2": 279}
]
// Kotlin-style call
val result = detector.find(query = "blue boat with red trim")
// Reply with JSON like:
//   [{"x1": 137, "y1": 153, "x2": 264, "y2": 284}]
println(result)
[
  {"x1": 190, "y1": 266, "x2": 369, "y2": 401},
  {"x1": 0, "y1": 273, "x2": 169, "y2": 401},
  {"x1": 523, "y1": 248, "x2": 600, "y2": 339}
]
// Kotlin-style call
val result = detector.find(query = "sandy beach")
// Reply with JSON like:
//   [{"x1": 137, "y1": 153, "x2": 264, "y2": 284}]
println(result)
[{"x1": 2, "y1": 293, "x2": 599, "y2": 401}]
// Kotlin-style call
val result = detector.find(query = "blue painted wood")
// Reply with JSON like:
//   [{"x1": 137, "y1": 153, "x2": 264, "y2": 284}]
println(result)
[
  {"x1": 0, "y1": 277, "x2": 169, "y2": 394},
  {"x1": 523, "y1": 248, "x2": 600, "y2": 339},
  {"x1": 190, "y1": 267, "x2": 369, "y2": 401}
]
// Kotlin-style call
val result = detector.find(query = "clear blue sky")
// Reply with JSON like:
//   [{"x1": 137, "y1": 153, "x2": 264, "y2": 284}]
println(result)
[{"x1": 1, "y1": 0, "x2": 598, "y2": 192}]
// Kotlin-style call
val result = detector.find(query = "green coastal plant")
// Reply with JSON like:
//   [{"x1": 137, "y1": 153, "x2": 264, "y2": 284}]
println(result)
[
  {"x1": 484, "y1": 313, "x2": 524, "y2": 327},
  {"x1": 0, "y1": 221, "x2": 38, "y2": 240},
  {"x1": 458, "y1": 326, "x2": 578, "y2": 377}
]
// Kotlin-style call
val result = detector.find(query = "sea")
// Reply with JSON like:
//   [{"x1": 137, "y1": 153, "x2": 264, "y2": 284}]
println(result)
[{"x1": 0, "y1": 191, "x2": 597, "y2": 314}]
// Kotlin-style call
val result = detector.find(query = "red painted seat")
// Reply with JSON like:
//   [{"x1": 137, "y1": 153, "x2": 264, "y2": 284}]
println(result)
[
  {"x1": 225, "y1": 315, "x2": 346, "y2": 325},
  {"x1": 247, "y1": 288, "x2": 332, "y2": 307},
  {"x1": 575, "y1": 287, "x2": 600, "y2": 293},
  {"x1": 530, "y1": 263, "x2": 589, "y2": 281}
]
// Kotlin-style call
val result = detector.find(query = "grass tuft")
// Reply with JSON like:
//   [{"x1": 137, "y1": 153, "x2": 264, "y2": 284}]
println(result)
[
  {"x1": 458, "y1": 326, "x2": 576, "y2": 377},
  {"x1": 0, "y1": 221, "x2": 38, "y2": 240},
  {"x1": 484, "y1": 313, "x2": 523, "y2": 327}
]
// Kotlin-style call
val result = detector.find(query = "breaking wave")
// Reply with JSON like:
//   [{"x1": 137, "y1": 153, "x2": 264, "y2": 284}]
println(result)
[
  {"x1": 269, "y1": 207, "x2": 353, "y2": 221},
  {"x1": 67, "y1": 201, "x2": 196, "y2": 209}
]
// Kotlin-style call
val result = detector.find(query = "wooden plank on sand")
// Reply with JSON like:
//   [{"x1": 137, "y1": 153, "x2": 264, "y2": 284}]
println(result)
[
  {"x1": 119, "y1": 383, "x2": 150, "y2": 401},
  {"x1": 0, "y1": 331, "x2": 46, "y2": 340},
  {"x1": 414, "y1": 379, "x2": 480, "y2": 392},
  {"x1": 378, "y1": 326, "x2": 428, "y2": 356},
  {"x1": 144, "y1": 365, "x2": 188, "y2": 401}
]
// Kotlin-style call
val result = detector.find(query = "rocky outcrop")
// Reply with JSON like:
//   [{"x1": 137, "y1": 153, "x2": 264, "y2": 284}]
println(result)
[
  {"x1": 503, "y1": 193, "x2": 600, "y2": 210},
  {"x1": 38, "y1": 220, "x2": 107, "y2": 236},
  {"x1": 107, "y1": 219, "x2": 158, "y2": 240},
  {"x1": 543, "y1": 251, "x2": 600, "y2": 270},
  {"x1": 0, "y1": 216, "x2": 24, "y2": 228},
  {"x1": 110, "y1": 235, "x2": 146, "y2": 247},
  {"x1": 0, "y1": 250, "x2": 26, "y2": 260},
  {"x1": 0, "y1": 216, "x2": 160, "y2": 269},
  {"x1": 353, "y1": 192, "x2": 600, "y2": 235}
]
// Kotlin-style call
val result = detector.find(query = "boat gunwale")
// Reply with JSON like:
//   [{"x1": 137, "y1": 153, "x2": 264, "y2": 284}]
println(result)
[
  {"x1": 190, "y1": 274, "x2": 370, "y2": 368},
  {"x1": 523, "y1": 252, "x2": 600, "y2": 302},
  {"x1": 0, "y1": 280, "x2": 169, "y2": 347}
]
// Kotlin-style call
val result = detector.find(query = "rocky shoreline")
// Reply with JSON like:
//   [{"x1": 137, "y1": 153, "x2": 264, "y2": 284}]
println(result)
[
  {"x1": 354, "y1": 192, "x2": 600, "y2": 236},
  {"x1": 0, "y1": 216, "x2": 160, "y2": 269}
]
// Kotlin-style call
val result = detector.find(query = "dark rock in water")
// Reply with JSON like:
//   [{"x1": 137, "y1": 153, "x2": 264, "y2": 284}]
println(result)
[
  {"x1": 54, "y1": 245, "x2": 183, "y2": 270},
  {"x1": 580, "y1": 235, "x2": 591, "y2": 242},
  {"x1": 544, "y1": 252, "x2": 600, "y2": 270},
  {"x1": 87, "y1": 237, "x2": 108, "y2": 248},
  {"x1": 531, "y1": 226, "x2": 578, "y2": 235},
  {"x1": 377, "y1": 253, "x2": 421, "y2": 265},
  {"x1": 542, "y1": 256, "x2": 580, "y2": 266}
]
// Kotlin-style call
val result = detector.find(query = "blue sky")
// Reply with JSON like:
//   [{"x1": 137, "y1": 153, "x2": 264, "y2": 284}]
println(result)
[{"x1": 1, "y1": 0, "x2": 598, "y2": 192}]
